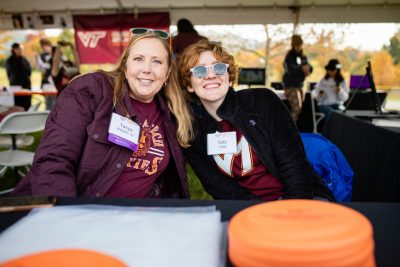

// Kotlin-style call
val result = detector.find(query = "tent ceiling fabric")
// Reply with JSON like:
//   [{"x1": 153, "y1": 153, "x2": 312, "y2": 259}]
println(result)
[{"x1": 0, "y1": 0, "x2": 399, "y2": 24}]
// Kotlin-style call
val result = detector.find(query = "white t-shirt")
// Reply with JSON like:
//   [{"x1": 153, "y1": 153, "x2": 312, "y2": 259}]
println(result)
[{"x1": 312, "y1": 77, "x2": 349, "y2": 106}]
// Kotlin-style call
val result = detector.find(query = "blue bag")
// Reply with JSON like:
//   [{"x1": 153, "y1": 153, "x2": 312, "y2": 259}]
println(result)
[{"x1": 301, "y1": 133, "x2": 353, "y2": 201}]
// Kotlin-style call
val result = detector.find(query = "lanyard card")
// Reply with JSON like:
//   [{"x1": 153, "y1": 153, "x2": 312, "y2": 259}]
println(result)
[
  {"x1": 207, "y1": 131, "x2": 237, "y2": 155},
  {"x1": 108, "y1": 113, "x2": 141, "y2": 151}
]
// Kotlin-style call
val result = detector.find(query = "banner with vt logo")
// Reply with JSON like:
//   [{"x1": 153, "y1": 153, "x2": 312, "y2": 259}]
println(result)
[{"x1": 73, "y1": 13, "x2": 170, "y2": 64}]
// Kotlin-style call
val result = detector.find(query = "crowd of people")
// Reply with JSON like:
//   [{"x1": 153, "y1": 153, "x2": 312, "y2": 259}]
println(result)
[
  {"x1": 5, "y1": 38, "x2": 80, "y2": 111},
  {"x1": 282, "y1": 35, "x2": 349, "y2": 123},
  {"x1": 7, "y1": 18, "x2": 342, "y2": 202}
]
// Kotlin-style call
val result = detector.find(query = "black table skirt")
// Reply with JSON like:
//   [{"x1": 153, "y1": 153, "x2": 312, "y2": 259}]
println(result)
[{"x1": 323, "y1": 111, "x2": 400, "y2": 202}]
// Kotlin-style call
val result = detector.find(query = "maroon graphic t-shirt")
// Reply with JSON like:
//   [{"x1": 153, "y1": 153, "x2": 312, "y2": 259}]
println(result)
[
  {"x1": 212, "y1": 120, "x2": 284, "y2": 201},
  {"x1": 105, "y1": 97, "x2": 170, "y2": 198}
]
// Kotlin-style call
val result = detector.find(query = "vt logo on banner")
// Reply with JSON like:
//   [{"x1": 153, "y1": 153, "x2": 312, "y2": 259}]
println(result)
[
  {"x1": 73, "y1": 13, "x2": 170, "y2": 64},
  {"x1": 77, "y1": 31, "x2": 107, "y2": 48}
]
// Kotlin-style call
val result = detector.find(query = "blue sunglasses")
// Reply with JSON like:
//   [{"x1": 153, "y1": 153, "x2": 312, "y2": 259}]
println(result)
[{"x1": 190, "y1": 63, "x2": 229, "y2": 79}]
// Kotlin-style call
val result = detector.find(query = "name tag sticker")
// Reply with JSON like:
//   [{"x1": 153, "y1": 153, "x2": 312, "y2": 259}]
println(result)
[
  {"x1": 207, "y1": 131, "x2": 237, "y2": 155},
  {"x1": 108, "y1": 113, "x2": 141, "y2": 151},
  {"x1": 296, "y1": 56, "x2": 302, "y2": 65}
]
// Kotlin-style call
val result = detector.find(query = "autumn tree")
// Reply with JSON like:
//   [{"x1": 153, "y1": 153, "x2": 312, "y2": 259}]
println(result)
[
  {"x1": 371, "y1": 51, "x2": 396, "y2": 87},
  {"x1": 384, "y1": 31, "x2": 400, "y2": 65},
  {"x1": 0, "y1": 31, "x2": 15, "y2": 64},
  {"x1": 201, "y1": 25, "x2": 290, "y2": 84}
]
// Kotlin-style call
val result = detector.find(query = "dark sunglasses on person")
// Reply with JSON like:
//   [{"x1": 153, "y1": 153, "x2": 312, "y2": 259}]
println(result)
[
  {"x1": 130, "y1": 28, "x2": 172, "y2": 52},
  {"x1": 130, "y1": 28, "x2": 170, "y2": 39},
  {"x1": 190, "y1": 63, "x2": 229, "y2": 79}
]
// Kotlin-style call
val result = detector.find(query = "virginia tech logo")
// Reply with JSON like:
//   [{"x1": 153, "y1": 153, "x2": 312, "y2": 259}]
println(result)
[
  {"x1": 77, "y1": 31, "x2": 107, "y2": 48},
  {"x1": 213, "y1": 136, "x2": 253, "y2": 177}
]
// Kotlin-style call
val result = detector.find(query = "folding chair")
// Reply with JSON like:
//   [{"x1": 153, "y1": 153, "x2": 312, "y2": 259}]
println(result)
[
  {"x1": 0, "y1": 102, "x2": 45, "y2": 149},
  {"x1": 0, "y1": 134, "x2": 34, "y2": 149},
  {"x1": 310, "y1": 93, "x2": 325, "y2": 133},
  {"x1": 0, "y1": 111, "x2": 50, "y2": 195},
  {"x1": 295, "y1": 92, "x2": 325, "y2": 133},
  {"x1": 28, "y1": 102, "x2": 41, "y2": 111}
]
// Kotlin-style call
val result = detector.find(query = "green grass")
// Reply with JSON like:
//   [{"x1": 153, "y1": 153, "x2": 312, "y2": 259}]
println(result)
[{"x1": 186, "y1": 163, "x2": 213, "y2": 200}]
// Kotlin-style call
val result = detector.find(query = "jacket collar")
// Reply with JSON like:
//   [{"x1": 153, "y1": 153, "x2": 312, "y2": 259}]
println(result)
[
  {"x1": 195, "y1": 88, "x2": 238, "y2": 134},
  {"x1": 216, "y1": 88, "x2": 238, "y2": 121}
]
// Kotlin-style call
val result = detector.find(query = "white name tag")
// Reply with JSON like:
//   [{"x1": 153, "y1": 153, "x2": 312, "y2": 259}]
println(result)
[
  {"x1": 296, "y1": 56, "x2": 302, "y2": 65},
  {"x1": 108, "y1": 113, "x2": 141, "y2": 151},
  {"x1": 207, "y1": 131, "x2": 237, "y2": 155}
]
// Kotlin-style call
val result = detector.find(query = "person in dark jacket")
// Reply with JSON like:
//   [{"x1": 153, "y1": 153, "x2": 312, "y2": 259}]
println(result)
[
  {"x1": 5, "y1": 43, "x2": 32, "y2": 110},
  {"x1": 282, "y1": 35, "x2": 313, "y2": 122},
  {"x1": 13, "y1": 29, "x2": 194, "y2": 199},
  {"x1": 172, "y1": 18, "x2": 208, "y2": 59},
  {"x1": 178, "y1": 40, "x2": 334, "y2": 201}
]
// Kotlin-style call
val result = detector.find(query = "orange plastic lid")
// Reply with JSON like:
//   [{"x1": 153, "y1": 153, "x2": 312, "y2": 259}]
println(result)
[
  {"x1": 228, "y1": 200, "x2": 375, "y2": 267},
  {"x1": 0, "y1": 249, "x2": 127, "y2": 267}
]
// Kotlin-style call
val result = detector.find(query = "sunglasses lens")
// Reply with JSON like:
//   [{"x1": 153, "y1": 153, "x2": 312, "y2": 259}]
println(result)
[
  {"x1": 154, "y1": 30, "x2": 170, "y2": 39},
  {"x1": 131, "y1": 28, "x2": 148, "y2": 35},
  {"x1": 213, "y1": 63, "x2": 228, "y2": 76},
  {"x1": 192, "y1": 66, "x2": 208, "y2": 78}
]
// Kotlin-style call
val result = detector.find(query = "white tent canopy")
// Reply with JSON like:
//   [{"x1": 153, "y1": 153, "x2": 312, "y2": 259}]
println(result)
[{"x1": 0, "y1": 0, "x2": 399, "y2": 25}]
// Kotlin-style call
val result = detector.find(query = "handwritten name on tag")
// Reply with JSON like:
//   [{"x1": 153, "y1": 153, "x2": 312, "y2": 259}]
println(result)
[{"x1": 207, "y1": 131, "x2": 237, "y2": 155}]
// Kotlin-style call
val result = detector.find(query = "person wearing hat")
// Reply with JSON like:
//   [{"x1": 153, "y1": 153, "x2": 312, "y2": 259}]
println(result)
[
  {"x1": 312, "y1": 59, "x2": 349, "y2": 122},
  {"x1": 5, "y1": 43, "x2": 32, "y2": 110},
  {"x1": 282, "y1": 34, "x2": 313, "y2": 122}
]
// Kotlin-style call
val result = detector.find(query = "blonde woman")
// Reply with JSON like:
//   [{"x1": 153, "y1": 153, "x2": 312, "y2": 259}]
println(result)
[{"x1": 14, "y1": 29, "x2": 194, "y2": 199}]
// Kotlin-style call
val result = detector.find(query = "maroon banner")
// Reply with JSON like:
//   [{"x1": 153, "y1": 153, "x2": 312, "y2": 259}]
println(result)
[{"x1": 73, "y1": 13, "x2": 170, "y2": 64}]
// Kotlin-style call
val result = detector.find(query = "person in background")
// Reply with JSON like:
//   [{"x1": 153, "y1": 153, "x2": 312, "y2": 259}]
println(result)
[
  {"x1": 312, "y1": 59, "x2": 349, "y2": 122},
  {"x1": 35, "y1": 38, "x2": 56, "y2": 110},
  {"x1": 172, "y1": 18, "x2": 208, "y2": 59},
  {"x1": 13, "y1": 29, "x2": 194, "y2": 199},
  {"x1": 51, "y1": 40, "x2": 80, "y2": 94},
  {"x1": 5, "y1": 43, "x2": 32, "y2": 111},
  {"x1": 282, "y1": 34, "x2": 313, "y2": 122},
  {"x1": 178, "y1": 40, "x2": 334, "y2": 201}
]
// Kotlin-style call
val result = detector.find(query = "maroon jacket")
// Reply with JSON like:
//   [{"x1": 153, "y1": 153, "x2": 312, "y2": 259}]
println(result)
[{"x1": 13, "y1": 72, "x2": 189, "y2": 198}]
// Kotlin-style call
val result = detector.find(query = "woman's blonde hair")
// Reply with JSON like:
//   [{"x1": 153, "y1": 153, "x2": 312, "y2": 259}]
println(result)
[
  {"x1": 178, "y1": 40, "x2": 237, "y2": 93},
  {"x1": 100, "y1": 33, "x2": 194, "y2": 147}
]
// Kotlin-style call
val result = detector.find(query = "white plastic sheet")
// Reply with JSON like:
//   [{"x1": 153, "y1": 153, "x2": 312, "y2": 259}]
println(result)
[{"x1": 0, "y1": 205, "x2": 224, "y2": 267}]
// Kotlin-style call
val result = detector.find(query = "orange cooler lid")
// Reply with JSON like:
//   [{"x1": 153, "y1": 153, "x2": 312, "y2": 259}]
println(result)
[
  {"x1": 228, "y1": 200, "x2": 375, "y2": 267},
  {"x1": 0, "y1": 249, "x2": 128, "y2": 267}
]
